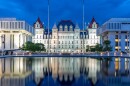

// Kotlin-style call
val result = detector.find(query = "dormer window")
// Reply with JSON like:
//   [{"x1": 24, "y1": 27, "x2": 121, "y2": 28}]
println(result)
[
  {"x1": 65, "y1": 25, "x2": 68, "y2": 31},
  {"x1": 35, "y1": 23, "x2": 40, "y2": 28},
  {"x1": 70, "y1": 25, "x2": 73, "y2": 31},
  {"x1": 60, "y1": 25, "x2": 63, "y2": 31},
  {"x1": 92, "y1": 22, "x2": 97, "y2": 28}
]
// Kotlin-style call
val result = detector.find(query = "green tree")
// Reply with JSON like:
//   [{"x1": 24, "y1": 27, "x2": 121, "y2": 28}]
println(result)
[
  {"x1": 95, "y1": 43, "x2": 103, "y2": 52},
  {"x1": 21, "y1": 42, "x2": 46, "y2": 52},
  {"x1": 86, "y1": 45, "x2": 90, "y2": 52},
  {"x1": 103, "y1": 40, "x2": 112, "y2": 51},
  {"x1": 90, "y1": 47, "x2": 96, "y2": 52},
  {"x1": 35, "y1": 43, "x2": 46, "y2": 52}
]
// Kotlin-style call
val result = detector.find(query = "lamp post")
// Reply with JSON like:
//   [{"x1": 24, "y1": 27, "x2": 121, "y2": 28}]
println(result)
[{"x1": 1, "y1": 35, "x2": 4, "y2": 56}]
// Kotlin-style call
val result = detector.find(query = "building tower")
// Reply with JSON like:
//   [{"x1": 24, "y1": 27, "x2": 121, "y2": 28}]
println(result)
[{"x1": 33, "y1": 17, "x2": 44, "y2": 44}]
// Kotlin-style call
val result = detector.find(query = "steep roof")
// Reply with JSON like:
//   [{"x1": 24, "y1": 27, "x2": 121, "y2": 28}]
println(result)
[
  {"x1": 88, "y1": 17, "x2": 98, "y2": 28},
  {"x1": 57, "y1": 20, "x2": 75, "y2": 31},
  {"x1": 34, "y1": 17, "x2": 43, "y2": 28}
]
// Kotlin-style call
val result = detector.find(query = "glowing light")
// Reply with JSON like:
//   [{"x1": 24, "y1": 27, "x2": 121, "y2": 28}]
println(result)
[
  {"x1": 15, "y1": 52, "x2": 18, "y2": 56},
  {"x1": 120, "y1": 52, "x2": 122, "y2": 56},
  {"x1": 107, "y1": 52, "x2": 109, "y2": 56},
  {"x1": 29, "y1": 52, "x2": 32, "y2": 56},
  {"x1": 100, "y1": 52, "x2": 102, "y2": 56},
  {"x1": 23, "y1": 53, "x2": 24, "y2": 56},
  {"x1": 114, "y1": 52, "x2": 116, "y2": 56}
]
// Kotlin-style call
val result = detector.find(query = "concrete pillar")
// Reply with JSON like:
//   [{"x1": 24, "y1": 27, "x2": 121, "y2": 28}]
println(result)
[
  {"x1": 121, "y1": 33, "x2": 125, "y2": 51},
  {"x1": 14, "y1": 33, "x2": 20, "y2": 49},
  {"x1": 108, "y1": 32, "x2": 115, "y2": 51},
  {"x1": 5, "y1": 33, "x2": 10, "y2": 50}
]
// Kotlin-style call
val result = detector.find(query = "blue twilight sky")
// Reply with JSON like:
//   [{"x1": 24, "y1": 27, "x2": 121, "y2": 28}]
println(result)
[{"x1": 0, "y1": 0, "x2": 130, "y2": 29}]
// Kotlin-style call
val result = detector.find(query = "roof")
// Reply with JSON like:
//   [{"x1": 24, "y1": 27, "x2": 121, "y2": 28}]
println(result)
[
  {"x1": 88, "y1": 17, "x2": 98, "y2": 28},
  {"x1": 52, "y1": 23, "x2": 57, "y2": 29},
  {"x1": 107, "y1": 18, "x2": 130, "y2": 23},
  {"x1": 57, "y1": 20, "x2": 75, "y2": 31},
  {"x1": 34, "y1": 17, "x2": 43, "y2": 28}
]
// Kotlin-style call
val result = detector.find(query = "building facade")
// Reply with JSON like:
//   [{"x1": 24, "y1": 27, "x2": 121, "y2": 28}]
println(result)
[
  {"x1": 97, "y1": 18, "x2": 130, "y2": 52},
  {"x1": 0, "y1": 18, "x2": 34, "y2": 51},
  {"x1": 33, "y1": 17, "x2": 100, "y2": 53}
]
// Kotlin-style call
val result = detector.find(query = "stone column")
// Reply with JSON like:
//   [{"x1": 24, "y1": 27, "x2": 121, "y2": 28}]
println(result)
[{"x1": 121, "y1": 33, "x2": 125, "y2": 51}]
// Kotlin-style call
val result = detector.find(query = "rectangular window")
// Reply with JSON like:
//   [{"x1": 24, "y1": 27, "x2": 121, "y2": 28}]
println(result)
[
  {"x1": 125, "y1": 42, "x2": 127, "y2": 46},
  {"x1": 13, "y1": 35, "x2": 14, "y2": 49},
  {"x1": 115, "y1": 42, "x2": 118, "y2": 46},
  {"x1": 125, "y1": 35, "x2": 127, "y2": 39},
  {"x1": 15, "y1": 22, "x2": 17, "y2": 28},
  {"x1": 115, "y1": 35, "x2": 118, "y2": 39},
  {"x1": 21, "y1": 22, "x2": 23, "y2": 29},
  {"x1": 18, "y1": 22, "x2": 20, "y2": 28}
]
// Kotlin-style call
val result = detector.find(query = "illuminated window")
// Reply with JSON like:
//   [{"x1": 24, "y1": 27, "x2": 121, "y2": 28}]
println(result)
[
  {"x1": 70, "y1": 25, "x2": 73, "y2": 31},
  {"x1": 60, "y1": 25, "x2": 63, "y2": 31},
  {"x1": 65, "y1": 25, "x2": 68, "y2": 31}
]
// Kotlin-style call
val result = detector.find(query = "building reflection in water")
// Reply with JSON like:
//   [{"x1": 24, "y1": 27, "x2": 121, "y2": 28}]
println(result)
[{"x1": 0, "y1": 57, "x2": 130, "y2": 86}]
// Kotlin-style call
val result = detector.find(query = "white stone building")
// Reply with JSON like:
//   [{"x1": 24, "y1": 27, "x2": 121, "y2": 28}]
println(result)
[
  {"x1": 97, "y1": 18, "x2": 130, "y2": 52},
  {"x1": 0, "y1": 18, "x2": 34, "y2": 52},
  {"x1": 33, "y1": 17, "x2": 100, "y2": 53}
]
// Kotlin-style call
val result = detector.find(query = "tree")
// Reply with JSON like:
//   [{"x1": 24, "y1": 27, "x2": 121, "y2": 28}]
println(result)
[
  {"x1": 90, "y1": 47, "x2": 96, "y2": 52},
  {"x1": 21, "y1": 41, "x2": 35, "y2": 52},
  {"x1": 86, "y1": 45, "x2": 90, "y2": 52},
  {"x1": 35, "y1": 43, "x2": 46, "y2": 52},
  {"x1": 21, "y1": 42, "x2": 46, "y2": 52},
  {"x1": 95, "y1": 43, "x2": 103, "y2": 52},
  {"x1": 103, "y1": 40, "x2": 112, "y2": 52}
]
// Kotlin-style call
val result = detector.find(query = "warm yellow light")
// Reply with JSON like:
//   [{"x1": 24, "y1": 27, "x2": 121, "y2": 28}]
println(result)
[
  {"x1": 120, "y1": 52, "x2": 122, "y2": 56},
  {"x1": 115, "y1": 39, "x2": 119, "y2": 42},
  {"x1": 100, "y1": 52, "x2": 103, "y2": 56}
]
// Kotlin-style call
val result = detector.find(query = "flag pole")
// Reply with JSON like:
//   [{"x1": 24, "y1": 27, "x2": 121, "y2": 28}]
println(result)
[
  {"x1": 47, "y1": 0, "x2": 50, "y2": 86},
  {"x1": 83, "y1": 0, "x2": 85, "y2": 54},
  {"x1": 48, "y1": 0, "x2": 50, "y2": 55}
]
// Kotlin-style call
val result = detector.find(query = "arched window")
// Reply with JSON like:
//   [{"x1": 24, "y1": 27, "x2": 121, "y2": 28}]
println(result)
[
  {"x1": 60, "y1": 25, "x2": 63, "y2": 31},
  {"x1": 70, "y1": 25, "x2": 73, "y2": 31},
  {"x1": 65, "y1": 25, "x2": 68, "y2": 31}
]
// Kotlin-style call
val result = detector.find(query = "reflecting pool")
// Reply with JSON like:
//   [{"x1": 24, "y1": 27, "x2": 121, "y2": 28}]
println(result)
[{"x1": 0, "y1": 57, "x2": 130, "y2": 86}]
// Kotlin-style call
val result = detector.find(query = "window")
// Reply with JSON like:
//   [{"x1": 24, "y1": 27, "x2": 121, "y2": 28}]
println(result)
[
  {"x1": 115, "y1": 42, "x2": 118, "y2": 46},
  {"x1": 65, "y1": 25, "x2": 68, "y2": 31},
  {"x1": 60, "y1": 25, "x2": 63, "y2": 31},
  {"x1": 70, "y1": 25, "x2": 73, "y2": 31},
  {"x1": 125, "y1": 35, "x2": 127, "y2": 39},
  {"x1": 125, "y1": 42, "x2": 127, "y2": 46},
  {"x1": 115, "y1": 35, "x2": 118, "y2": 39}
]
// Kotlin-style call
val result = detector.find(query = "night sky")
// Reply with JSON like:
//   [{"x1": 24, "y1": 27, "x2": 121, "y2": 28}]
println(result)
[{"x1": 0, "y1": 0, "x2": 130, "y2": 29}]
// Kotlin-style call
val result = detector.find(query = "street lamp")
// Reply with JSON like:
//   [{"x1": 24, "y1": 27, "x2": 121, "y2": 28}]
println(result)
[{"x1": 0, "y1": 35, "x2": 4, "y2": 56}]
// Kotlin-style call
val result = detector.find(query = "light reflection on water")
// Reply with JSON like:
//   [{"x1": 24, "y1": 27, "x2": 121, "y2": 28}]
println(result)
[{"x1": 0, "y1": 57, "x2": 130, "y2": 86}]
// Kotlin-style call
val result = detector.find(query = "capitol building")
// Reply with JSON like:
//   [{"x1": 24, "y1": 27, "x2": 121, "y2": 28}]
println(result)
[{"x1": 32, "y1": 17, "x2": 100, "y2": 53}]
